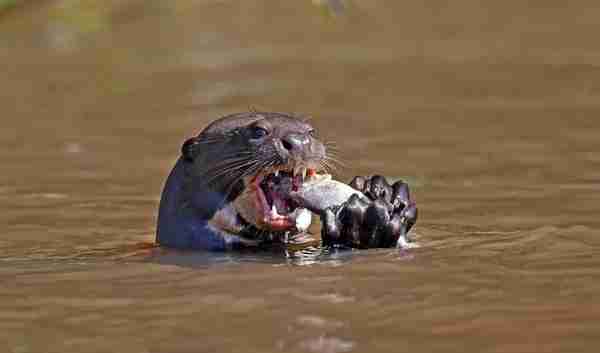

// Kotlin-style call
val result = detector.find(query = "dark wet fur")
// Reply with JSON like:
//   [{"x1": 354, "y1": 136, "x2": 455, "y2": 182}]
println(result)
[{"x1": 157, "y1": 111, "x2": 329, "y2": 250}]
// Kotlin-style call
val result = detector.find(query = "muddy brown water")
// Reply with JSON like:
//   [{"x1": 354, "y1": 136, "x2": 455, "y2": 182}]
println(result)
[{"x1": 2, "y1": 1, "x2": 600, "y2": 352}]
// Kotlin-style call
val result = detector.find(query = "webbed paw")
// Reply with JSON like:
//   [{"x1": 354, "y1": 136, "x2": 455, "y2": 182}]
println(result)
[{"x1": 320, "y1": 175, "x2": 417, "y2": 248}]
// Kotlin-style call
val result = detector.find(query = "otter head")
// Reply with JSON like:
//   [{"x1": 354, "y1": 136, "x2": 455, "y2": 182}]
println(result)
[{"x1": 180, "y1": 112, "x2": 329, "y2": 237}]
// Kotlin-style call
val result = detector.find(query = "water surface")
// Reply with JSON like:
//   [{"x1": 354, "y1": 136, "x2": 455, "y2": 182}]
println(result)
[{"x1": 2, "y1": 1, "x2": 600, "y2": 352}]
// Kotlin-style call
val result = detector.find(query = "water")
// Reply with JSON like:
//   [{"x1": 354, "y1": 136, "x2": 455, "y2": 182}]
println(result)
[{"x1": 2, "y1": 1, "x2": 600, "y2": 352}]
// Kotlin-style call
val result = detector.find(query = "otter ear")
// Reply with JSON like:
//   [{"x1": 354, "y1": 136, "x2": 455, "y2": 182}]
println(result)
[{"x1": 181, "y1": 137, "x2": 201, "y2": 162}]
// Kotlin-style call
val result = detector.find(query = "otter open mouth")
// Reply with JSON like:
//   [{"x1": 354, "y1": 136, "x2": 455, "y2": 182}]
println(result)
[{"x1": 249, "y1": 167, "x2": 317, "y2": 232}]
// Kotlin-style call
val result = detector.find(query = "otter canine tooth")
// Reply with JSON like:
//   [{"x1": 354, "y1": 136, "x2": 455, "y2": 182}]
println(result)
[{"x1": 274, "y1": 170, "x2": 279, "y2": 177}]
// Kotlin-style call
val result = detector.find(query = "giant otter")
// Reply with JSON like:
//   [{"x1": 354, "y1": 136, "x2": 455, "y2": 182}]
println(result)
[{"x1": 157, "y1": 111, "x2": 417, "y2": 251}]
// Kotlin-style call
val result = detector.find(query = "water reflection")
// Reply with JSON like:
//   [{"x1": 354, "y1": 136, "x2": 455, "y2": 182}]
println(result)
[{"x1": 147, "y1": 243, "x2": 376, "y2": 268}]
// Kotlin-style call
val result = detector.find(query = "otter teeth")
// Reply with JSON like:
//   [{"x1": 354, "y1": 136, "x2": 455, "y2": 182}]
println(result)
[
  {"x1": 269, "y1": 166, "x2": 311, "y2": 181},
  {"x1": 293, "y1": 166, "x2": 307, "y2": 182}
]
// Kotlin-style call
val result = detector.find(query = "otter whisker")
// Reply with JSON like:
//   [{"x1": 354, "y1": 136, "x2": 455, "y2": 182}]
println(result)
[
  {"x1": 318, "y1": 160, "x2": 336, "y2": 176},
  {"x1": 323, "y1": 139, "x2": 340, "y2": 148},
  {"x1": 201, "y1": 149, "x2": 261, "y2": 166},
  {"x1": 323, "y1": 142, "x2": 341, "y2": 152},
  {"x1": 324, "y1": 149, "x2": 342, "y2": 160},
  {"x1": 323, "y1": 140, "x2": 343, "y2": 157},
  {"x1": 323, "y1": 155, "x2": 346, "y2": 169},
  {"x1": 199, "y1": 154, "x2": 258, "y2": 175},
  {"x1": 206, "y1": 154, "x2": 279, "y2": 192},
  {"x1": 320, "y1": 155, "x2": 345, "y2": 176},
  {"x1": 202, "y1": 155, "x2": 257, "y2": 172},
  {"x1": 203, "y1": 160, "x2": 261, "y2": 186},
  {"x1": 205, "y1": 155, "x2": 260, "y2": 172}
]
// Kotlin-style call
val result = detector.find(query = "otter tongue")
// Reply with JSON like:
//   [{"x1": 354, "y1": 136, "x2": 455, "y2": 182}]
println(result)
[{"x1": 267, "y1": 174, "x2": 296, "y2": 215}]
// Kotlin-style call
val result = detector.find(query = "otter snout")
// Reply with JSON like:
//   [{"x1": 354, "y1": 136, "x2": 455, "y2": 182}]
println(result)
[
  {"x1": 277, "y1": 132, "x2": 325, "y2": 167},
  {"x1": 281, "y1": 133, "x2": 309, "y2": 152}
]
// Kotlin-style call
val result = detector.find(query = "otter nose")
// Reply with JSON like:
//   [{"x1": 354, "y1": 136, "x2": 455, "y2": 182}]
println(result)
[{"x1": 281, "y1": 134, "x2": 309, "y2": 152}]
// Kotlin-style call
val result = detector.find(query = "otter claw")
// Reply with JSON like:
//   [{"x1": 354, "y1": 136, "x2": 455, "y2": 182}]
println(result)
[{"x1": 321, "y1": 175, "x2": 418, "y2": 249}]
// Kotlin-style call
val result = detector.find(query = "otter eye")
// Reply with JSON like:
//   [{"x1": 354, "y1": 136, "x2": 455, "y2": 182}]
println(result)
[
  {"x1": 251, "y1": 126, "x2": 269, "y2": 139},
  {"x1": 308, "y1": 129, "x2": 316, "y2": 137}
]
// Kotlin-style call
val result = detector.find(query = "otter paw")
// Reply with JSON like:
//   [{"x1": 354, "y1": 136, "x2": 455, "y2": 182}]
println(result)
[{"x1": 320, "y1": 175, "x2": 417, "y2": 248}]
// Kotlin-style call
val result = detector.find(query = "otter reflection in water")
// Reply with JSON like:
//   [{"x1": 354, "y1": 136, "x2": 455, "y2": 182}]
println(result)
[{"x1": 156, "y1": 112, "x2": 417, "y2": 251}]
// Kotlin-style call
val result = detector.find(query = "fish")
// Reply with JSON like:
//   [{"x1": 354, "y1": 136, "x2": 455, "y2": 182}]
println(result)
[{"x1": 290, "y1": 174, "x2": 369, "y2": 214}]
